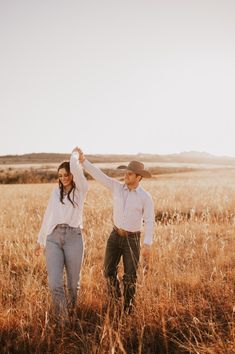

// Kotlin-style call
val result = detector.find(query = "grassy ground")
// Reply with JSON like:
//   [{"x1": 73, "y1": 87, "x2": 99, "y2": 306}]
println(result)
[{"x1": 0, "y1": 169, "x2": 235, "y2": 353}]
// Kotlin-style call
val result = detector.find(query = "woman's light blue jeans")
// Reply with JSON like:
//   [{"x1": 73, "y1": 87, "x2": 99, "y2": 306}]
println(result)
[{"x1": 45, "y1": 224, "x2": 84, "y2": 319}]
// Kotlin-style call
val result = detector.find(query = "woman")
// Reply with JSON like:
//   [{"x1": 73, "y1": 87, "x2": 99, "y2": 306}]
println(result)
[{"x1": 34, "y1": 147, "x2": 88, "y2": 320}]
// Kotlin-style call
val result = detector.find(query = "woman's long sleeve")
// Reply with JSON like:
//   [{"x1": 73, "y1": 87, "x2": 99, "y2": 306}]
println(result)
[
  {"x1": 70, "y1": 152, "x2": 88, "y2": 194},
  {"x1": 37, "y1": 191, "x2": 54, "y2": 246}
]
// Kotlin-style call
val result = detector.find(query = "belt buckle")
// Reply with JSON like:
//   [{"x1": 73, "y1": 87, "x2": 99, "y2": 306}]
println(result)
[
  {"x1": 59, "y1": 223, "x2": 68, "y2": 228},
  {"x1": 118, "y1": 228, "x2": 127, "y2": 237},
  {"x1": 114, "y1": 226, "x2": 126, "y2": 237}
]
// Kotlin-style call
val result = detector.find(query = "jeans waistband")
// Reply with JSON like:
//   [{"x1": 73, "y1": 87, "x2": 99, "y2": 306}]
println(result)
[
  {"x1": 113, "y1": 225, "x2": 140, "y2": 237},
  {"x1": 55, "y1": 224, "x2": 81, "y2": 231}
]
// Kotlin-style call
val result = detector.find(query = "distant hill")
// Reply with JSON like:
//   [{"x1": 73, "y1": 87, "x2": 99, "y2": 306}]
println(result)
[{"x1": 0, "y1": 151, "x2": 235, "y2": 166}]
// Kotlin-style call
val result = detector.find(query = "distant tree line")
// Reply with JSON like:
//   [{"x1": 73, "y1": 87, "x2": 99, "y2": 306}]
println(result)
[{"x1": 0, "y1": 166, "x2": 196, "y2": 184}]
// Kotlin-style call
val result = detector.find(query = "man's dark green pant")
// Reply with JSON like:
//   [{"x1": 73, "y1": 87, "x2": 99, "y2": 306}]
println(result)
[{"x1": 104, "y1": 228, "x2": 141, "y2": 312}]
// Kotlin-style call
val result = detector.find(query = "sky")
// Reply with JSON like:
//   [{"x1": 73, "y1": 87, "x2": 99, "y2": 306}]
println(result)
[{"x1": 1, "y1": 0, "x2": 235, "y2": 157}]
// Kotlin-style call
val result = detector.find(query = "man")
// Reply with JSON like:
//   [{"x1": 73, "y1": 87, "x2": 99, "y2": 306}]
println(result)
[{"x1": 78, "y1": 149, "x2": 155, "y2": 314}]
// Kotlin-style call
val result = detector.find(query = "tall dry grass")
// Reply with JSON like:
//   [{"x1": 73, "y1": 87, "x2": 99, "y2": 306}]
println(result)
[{"x1": 0, "y1": 169, "x2": 235, "y2": 353}]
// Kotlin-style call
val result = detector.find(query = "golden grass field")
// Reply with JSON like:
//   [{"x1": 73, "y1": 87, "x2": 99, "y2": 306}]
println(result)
[{"x1": 0, "y1": 169, "x2": 235, "y2": 353}]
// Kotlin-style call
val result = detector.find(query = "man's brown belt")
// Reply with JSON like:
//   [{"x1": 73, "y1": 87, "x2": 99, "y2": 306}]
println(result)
[{"x1": 113, "y1": 225, "x2": 140, "y2": 237}]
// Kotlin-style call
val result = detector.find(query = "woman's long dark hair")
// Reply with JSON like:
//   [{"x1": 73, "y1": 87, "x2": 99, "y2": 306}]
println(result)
[{"x1": 58, "y1": 161, "x2": 77, "y2": 206}]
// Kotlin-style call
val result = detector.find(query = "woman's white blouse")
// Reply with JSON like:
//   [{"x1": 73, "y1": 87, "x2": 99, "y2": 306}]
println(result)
[{"x1": 37, "y1": 152, "x2": 88, "y2": 245}]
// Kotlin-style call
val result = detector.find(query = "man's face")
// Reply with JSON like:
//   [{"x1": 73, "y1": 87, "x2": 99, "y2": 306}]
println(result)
[
  {"x1": 58, "y1": 168, "x2": 73, "y2": 188},
  {"x1": 124, "y1": 170, "x2": 141, "y2": 186}
]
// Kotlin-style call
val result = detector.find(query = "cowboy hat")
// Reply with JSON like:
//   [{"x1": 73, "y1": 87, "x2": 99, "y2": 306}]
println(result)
[{"x1": 118, "y1": 161, "x2": 152, "y2": 178}]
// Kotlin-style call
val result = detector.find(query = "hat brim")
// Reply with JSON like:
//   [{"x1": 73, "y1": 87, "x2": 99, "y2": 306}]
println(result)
[
  {"x1": 131, "y1": 169, "x2": 152, "y2": 178},
  {"x1": 118, "y1": 165, "x2": 152, "y2": 178}
]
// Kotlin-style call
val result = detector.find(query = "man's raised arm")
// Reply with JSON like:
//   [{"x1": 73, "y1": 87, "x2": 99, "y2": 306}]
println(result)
[{"x1": 78, "y1": 148, "x2": 118, "y2": 191}]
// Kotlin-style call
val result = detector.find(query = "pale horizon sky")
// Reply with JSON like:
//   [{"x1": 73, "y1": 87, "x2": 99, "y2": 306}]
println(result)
[{"x1": 1, "y1": 0, "x2": 235, "y2": 157}]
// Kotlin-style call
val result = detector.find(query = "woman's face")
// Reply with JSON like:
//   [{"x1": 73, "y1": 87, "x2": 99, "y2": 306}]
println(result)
[{"x1": 58, "y1": 168, "x2": 73, "y2": 189}]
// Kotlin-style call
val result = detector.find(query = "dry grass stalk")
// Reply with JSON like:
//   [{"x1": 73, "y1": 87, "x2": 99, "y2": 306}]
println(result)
[{"x1": 0, "y1": 169, "x2": 235, "y2": 353}]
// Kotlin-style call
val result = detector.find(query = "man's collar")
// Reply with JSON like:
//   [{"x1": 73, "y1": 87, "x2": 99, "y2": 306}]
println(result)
[{"x1": 123, "y1": 184, "x2": 141, "y2": 193}]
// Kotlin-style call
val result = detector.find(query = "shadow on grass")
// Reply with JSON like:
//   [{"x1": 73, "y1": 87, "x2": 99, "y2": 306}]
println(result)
[{"x1": 0, "y1": 304, "x2": 190, "y2": 354}]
